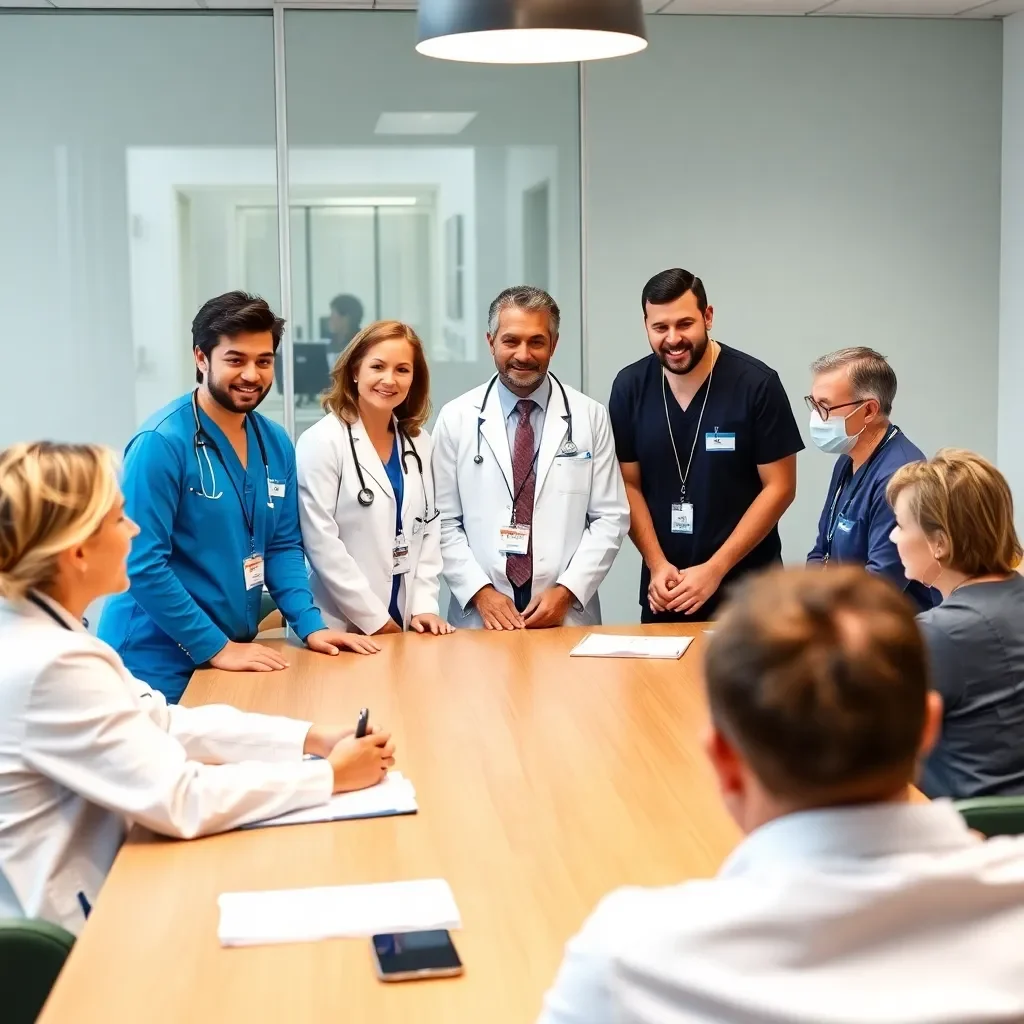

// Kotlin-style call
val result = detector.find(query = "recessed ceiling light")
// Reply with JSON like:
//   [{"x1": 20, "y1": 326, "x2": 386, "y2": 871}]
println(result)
[
  {"x1": 374, "y1": 112, "x2": 478, "y2": 136},
  {"x1": 416, "y1": 0, "x2": 647, "y2": 65}
]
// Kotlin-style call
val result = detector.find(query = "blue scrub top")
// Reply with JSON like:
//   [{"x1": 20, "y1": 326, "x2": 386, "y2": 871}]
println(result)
[
  {"x1": 807, "y1": 425, "x2": 937, "y2": 612},
  {"x1": 98, "y1": 393, "x2": 325, "y2": 702},
  {"x1": 609, "y1": 346, "x2": 805, "y2": 621},
  {"x1": 383, "y1": 437, "x2": 404, "y2": 628}
]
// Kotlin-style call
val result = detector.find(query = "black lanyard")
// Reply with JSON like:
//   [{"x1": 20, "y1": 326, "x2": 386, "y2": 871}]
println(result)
[{"x1": 823, "y1": 426, "x2": 898, "y2": 562}]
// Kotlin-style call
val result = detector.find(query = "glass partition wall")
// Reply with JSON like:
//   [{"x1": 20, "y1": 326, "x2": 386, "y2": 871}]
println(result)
[{"x1": 0, "y1": 9, "x2": 581, "y2": 450}]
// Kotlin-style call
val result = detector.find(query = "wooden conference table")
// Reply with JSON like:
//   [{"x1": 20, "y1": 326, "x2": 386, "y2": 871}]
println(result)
[{"x1": 37, "y1": 624, "x2": 746, "y2": 1023}]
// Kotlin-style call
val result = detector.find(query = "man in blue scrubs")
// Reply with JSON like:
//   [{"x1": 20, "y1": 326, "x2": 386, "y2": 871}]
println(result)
[
  {"x1": 805, "y1": 347, "x2": 936, "y2": 611},
  {"x1": 99, "y1": 292, "x2": 378, "y2": 701},
  {"x1": 609, "y1": 269, "x2": 803, "y2": 622}
]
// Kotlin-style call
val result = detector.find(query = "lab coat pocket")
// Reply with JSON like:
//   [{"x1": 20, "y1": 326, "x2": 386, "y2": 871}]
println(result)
[{"x1": 553, "y1": 457, "x2": 592, "y2": 495}]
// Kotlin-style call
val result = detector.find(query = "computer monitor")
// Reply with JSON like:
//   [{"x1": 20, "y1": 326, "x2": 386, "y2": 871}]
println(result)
[{"x1": 275, "y1": 344, "x2": 331, "y2": 403}]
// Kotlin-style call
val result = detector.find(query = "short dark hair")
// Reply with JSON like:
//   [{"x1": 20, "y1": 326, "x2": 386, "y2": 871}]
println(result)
[
  {"x1": 192, "y1": 291, "x2": 285, "y2": 384},
  {"x1": 330, "y1": 293, "x2": 364, "y2": 327},
  {"x1": 705, "y1": 567, "x2": 928, "y2": 799},
  {"x1": 641, "y1": 268, "x2": 709, "y2": 317}
]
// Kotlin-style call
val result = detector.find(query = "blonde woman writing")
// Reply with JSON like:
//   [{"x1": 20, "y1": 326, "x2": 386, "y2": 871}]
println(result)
[{"x1": 0, "y1": 442, "x2": 395, "y2": 933}]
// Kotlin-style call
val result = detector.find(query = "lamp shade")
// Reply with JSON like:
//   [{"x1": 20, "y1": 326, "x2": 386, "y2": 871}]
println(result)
[{"x1": 416, "y1": 0, "x2": 648, "y2": 65}]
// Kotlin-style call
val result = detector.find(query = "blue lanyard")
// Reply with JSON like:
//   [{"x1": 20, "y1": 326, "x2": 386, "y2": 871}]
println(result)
[{"x1": 823, "y1": 426, "x2": 898, "y2": 562}]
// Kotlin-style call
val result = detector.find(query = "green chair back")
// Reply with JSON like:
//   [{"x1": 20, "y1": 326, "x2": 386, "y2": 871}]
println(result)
[
  {"x1": 955, "y1": 796, "x2": 1024, "y2": 838},
  {"x1": 0, "y1": 918, "x2": 76, "y2": 1023}
]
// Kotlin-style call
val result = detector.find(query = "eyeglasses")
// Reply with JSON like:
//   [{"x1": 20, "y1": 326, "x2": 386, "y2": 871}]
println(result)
[{"x1": 804, "y1": 396, "x2": 866, "y2": 422}]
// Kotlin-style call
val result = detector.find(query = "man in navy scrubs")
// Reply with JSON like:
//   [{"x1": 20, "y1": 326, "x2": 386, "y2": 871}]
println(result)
[
  {"x1": 609, "y1": 269, "x2": 803, "y2": 622},
  {"x1": 805, "y1": 347, "x2": 936, "y2": 611}
]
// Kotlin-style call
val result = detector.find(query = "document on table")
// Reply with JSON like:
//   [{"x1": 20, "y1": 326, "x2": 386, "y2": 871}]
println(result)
[
  {"x1": 569, "y1": 633, "x2": 694, "y2": 660},
  {"x1": 218, "y1": 878, "x2": 461, "y2": 947},
  {"x1": 239, "y1": 772, "x2": 417, "y2": 830}
]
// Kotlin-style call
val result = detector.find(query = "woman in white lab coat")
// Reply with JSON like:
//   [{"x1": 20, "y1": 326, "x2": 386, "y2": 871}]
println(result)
[
  {"x1": 0, "y1": 442, "x2": 395, "y2": 934},
  {"x1": 295, "y1": 320, "x2": 451, "y2": 637}
]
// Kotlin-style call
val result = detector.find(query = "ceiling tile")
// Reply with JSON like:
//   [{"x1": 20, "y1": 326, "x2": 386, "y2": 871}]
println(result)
[
  {"x1": 663, "y1": 0, "x2": 814, "y2": 11},
  {"x1": 51, "y1": 0, "x2": 200, "y2": 6},
  {"x1": 642, "y1": 0, "x2": 675, "y2": 11},
  {"x1": 0, "y1": 0, "x2": 54, "y2": 6},
  {"x1": 814, "y1": 0, "x2": 973, "y2": 13},
  {"x1": 201, "y1": 0, "x2": 272, "y2": 8}
]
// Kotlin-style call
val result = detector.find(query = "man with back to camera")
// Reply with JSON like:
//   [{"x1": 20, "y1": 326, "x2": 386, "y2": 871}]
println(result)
[
  {"x1": 806, "y1": 346, "x2": 937, "y2": 610},
  {"x1": 538, "y1": 566, "x2": 1024, "y2": 1023},
  {"x1": 98, "y1": 291, "x2": 378, "y2": 703},
  {"x1": 431, "y1": 286, "x2": 629, "y2": 630},
  {"x1": 609, "y1": 268, "x2": 803, "y2": 622}
]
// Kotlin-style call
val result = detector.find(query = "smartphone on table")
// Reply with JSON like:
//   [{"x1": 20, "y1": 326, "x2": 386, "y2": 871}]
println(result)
[{"x1": 371, "y1": 930, "x2": 463, "y2": 982}]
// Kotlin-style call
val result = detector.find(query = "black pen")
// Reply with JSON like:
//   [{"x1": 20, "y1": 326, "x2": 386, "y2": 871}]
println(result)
[{"x1": 355, "y1": 707, "x2": 369, "y2": 739}]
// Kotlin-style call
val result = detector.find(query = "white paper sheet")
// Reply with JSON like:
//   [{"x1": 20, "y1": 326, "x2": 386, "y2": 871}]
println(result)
[
  {"x1": 569, "y1": 633, "x2": 694, "y2": 660},
  {"x1": 239, "y1": 772, "x2": 417, "y2": 830},
  {"x1": 218, "y1": 879, "x2": 461, "y2": 947}
]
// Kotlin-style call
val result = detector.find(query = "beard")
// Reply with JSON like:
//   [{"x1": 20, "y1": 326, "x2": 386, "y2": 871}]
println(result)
[
  {"x1": 498, "y1": 360, "x2": 545, "y2": 393},
  {"x1": 206, "y1": 374, "x2": 270, "y2": 414},
  {"x1": 658, "y1": 327, "x2": 709, "y2": 376}
]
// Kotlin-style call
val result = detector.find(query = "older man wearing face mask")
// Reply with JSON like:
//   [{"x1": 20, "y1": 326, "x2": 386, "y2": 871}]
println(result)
[{"x1": 806, "y1": 347, "x2": 936, "y2": 611}]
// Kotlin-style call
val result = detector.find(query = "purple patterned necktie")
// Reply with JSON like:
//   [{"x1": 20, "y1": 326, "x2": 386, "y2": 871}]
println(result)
[{"x1": 506, "y1": 399, "x2": 536, "y2": 588}]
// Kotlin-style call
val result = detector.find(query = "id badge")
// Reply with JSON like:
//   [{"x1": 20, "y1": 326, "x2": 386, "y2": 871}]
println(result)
[
  {"x1": 268, "y1": 479, "x2": 286, "y2": 498},
  {"x1": 498, "y1": 524, "x2": 530, "y2": 555},
  {"x1": 243, "y1": 555, "x2": 265, "y2": 590},
  {"x1": 392, "y1": 532, "x2": 410, "y2": 576},
  {"x1": 671, "y1": 502, "x2": 694, "y2": 535},
  {"x1": 706, "y1": 432, "x2": 736, "y2": 452}
]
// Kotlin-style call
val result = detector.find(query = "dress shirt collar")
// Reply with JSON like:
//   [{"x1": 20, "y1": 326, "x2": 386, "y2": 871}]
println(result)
[
  {"x1": 496, "y1": 374, "x2": 551, "y2": 422},
  {"x1": 718, "y1": 799, "x2": 976, "y2": 878}
]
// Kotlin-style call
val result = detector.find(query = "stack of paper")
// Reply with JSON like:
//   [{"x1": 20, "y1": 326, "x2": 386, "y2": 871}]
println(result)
[
  {"x1": 570, "y1": 633, "x2": 694, "y2": 660},
  {"x1": 240, "y1": 772, "x2": 417, "y2": 830},
  {"x1": 218, "y1": 878, "x2": 461, "y2": 947}
]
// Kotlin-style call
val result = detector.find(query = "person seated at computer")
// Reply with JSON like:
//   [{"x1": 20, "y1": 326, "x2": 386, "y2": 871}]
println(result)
[
  {"x1": 326, "y1": 293, "x2": 364, "y2": 351},
  {"x1": 296, "y1": 320, "x2": 451, "y2": 637},
  {"x1": 0, "y1": 441, "x2": 396, "y2": 935},
  {"x1": 888, "y1": 449, "x2": 1024, "y2": 799},
  {"x1": 538, "y1": 566, "x2": 1024, "y2": 1024}
]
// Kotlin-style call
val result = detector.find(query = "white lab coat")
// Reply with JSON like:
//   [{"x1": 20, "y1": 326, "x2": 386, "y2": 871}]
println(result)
[
  {"x1": 431, "y1": 377, "x2": 629, "y2": 628},
  {"x1": 0, "y1": 593, "x2": 333, "y2": 935},
  {"x1": 295, "y1": 413, "x2": 443, "y2": 634}
]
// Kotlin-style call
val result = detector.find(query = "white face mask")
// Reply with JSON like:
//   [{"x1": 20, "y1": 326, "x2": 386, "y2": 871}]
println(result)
[{"x1": 809, "y1": 404, "x2": 865, "y2": 456}]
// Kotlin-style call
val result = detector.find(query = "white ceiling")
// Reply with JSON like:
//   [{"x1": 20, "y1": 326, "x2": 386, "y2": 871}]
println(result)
[{"x1": 2, "y1": 0, "x2": 1022, "y2": 19}]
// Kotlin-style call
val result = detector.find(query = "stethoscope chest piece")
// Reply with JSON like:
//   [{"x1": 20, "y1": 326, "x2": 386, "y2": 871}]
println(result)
[
  {"x1": 357, "y1": 487, "x2": 375, "y2": 507},
  {"x1": 473, "y1": 454, "x2": 484, "y2": 465}
]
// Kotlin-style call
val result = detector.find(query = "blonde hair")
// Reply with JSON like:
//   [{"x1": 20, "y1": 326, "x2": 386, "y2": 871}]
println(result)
[
  {"x1": 887, "y1": 448, "x2": 1022, "y2": 576},
  {"x1": 0, "y1": 442, "x2": 120, "y2": 601},
  {"x1": 322, "y1": 320, "x2": 431, "y2": 437}
]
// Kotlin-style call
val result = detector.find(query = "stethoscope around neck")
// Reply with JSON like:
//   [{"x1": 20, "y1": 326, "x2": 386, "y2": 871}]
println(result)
[
  {"x1": 473, "y1": 372, "x2": 577, "y2": 466},
  {"x1": 346, "y1": 421, "x2": 439, "y2": 526},
  {"x1": 190, "y1": 390, "x2": 274, "y2": 509}
]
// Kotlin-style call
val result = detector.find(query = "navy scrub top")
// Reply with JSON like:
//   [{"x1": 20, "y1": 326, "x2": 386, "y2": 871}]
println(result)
[
  {"x1": 807, "y1": 426, "x2": 937, "y2": 612},
  {"x1": 609, "y1": 345, "x2": 804, "y2": 621}
]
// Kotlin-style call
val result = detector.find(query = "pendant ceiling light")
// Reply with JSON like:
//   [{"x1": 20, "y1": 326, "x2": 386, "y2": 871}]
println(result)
[{"x1": 416, "y1": 0, "x2": 648, "y2": 66}]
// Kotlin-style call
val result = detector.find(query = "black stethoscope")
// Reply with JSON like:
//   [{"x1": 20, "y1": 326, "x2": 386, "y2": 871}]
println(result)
[
  {"x1": 190, "y1": 390, "x2": 275, "y2": 511},
  {"x1": 346, "y1": 421, "x2": 440, "y2": 526},
  {"x1": 473, "y1": 372, "x2": 576, "y2": 466},
  {"x1": 27, "y1": 593, "x2": 78, "y2": 630}
]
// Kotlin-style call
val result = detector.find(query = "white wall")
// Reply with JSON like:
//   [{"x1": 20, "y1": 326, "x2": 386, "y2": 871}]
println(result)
[
  {"x1": 1000, "y1": 13, "x2": 1024, "y2": 529},
  {"x1": 584, "y1": 15, "x2": 1003, "y2": 624}
]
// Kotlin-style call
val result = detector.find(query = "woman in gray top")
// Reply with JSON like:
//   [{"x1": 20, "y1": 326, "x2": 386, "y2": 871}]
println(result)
[{"x1": 888, "y1": 449, "x2": 1024, "y2": 799}]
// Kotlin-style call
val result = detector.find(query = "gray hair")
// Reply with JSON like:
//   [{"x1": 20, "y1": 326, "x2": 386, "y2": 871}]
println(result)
[
  {"x1": 811, "y1": 347, "x2": 897, "y2": 416},
  {"x1": 487, "y1": 286, "x2": 560, "y2": 339}
]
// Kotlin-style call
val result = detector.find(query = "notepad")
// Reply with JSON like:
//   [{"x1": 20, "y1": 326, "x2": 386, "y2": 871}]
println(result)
[
  {"x1": 217, "y1": 879, "x2": 461, "y2": 947},
  {"x1": 569, "y1": 633, "x2": 693, "y2": 660},
  {"x1": 239, "y1": 772, "x2": 417, "y2": 830}
]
